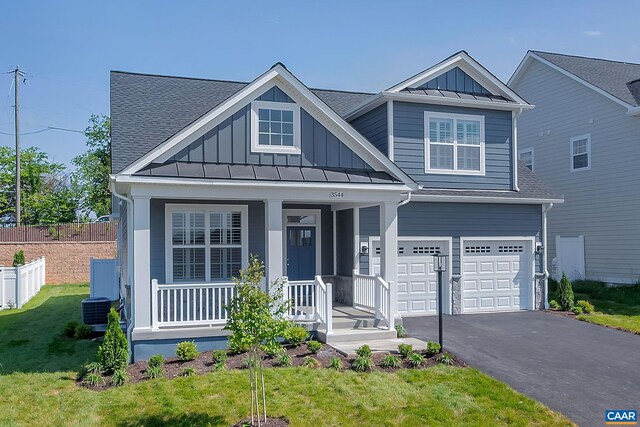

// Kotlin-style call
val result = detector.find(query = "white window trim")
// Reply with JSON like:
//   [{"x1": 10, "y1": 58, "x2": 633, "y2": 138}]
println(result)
[
  {"x1": 569, "y1": 134, "x2": 591, "y2": 172},
  {"x1": 518, "y1": 147, "x2": 534, "y2": 172},
  {"x1": 165, "y1": 204, "x2": 249, "y2": 284},
  {"x1": 250, "y1": 100, "x2": 301, "y2": 154},
  {"x1": 282, "y1": 209, "x2": 322, "y2": 278},
  {"x1": 424, "y1": 112, "x2": 486, "y2": 176}
]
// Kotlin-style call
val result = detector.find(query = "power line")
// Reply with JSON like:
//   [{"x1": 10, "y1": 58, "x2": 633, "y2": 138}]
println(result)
[{"x1": 0, "y1": 126, "x2": 84, "y2": 136}]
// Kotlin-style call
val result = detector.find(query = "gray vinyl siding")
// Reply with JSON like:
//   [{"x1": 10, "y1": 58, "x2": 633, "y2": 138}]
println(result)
[
  {"x1": 171, "y1": 96, "x2": 371, "y2": 170},
  {"x1": 393, "y1": 102, "x2": 513, "y2": 189},
  {"x1": 349, "y1": 103, "x2": 388, "y2": 155},
  {"x1": 513, "y1": 59, "x2": 640, "y2": 283},
  {"x1": 149, "y1": 199, "x2": 265, "y2": 283},
  {"x1": 336, "y1": 209, "x2": 354, "y2": 276},
  {"x1": 359, "y1": 202, "x2": 542, "y2": 275},
  {"x1": 417, "y1": 67, "x2": 490, "y2": 94}
]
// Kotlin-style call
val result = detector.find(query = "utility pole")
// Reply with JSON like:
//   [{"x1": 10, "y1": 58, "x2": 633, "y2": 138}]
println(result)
[{"x1": 13, "y1": 67, "x2": 24, "y2": 225}]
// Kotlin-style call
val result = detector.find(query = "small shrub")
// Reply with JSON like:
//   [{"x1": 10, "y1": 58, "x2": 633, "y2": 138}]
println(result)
[
  {"x1": 78, "y1": 361, "x2": 103, "y2": 380},
  {"x1": 97, "y1": 308, "x2": 128, "y2": 373},
  {"x1": 74, "y1": 324, "x2": 93, "y2": 340},
  {"x1": 355, "y1": 344, "x2": 372, "y2": 358},
  {"x1": 302, "y1": 356, "x2": 319, "y2": 368},
  {"x1": 439, "y1": 352, "x2": 455, "y2": 366},
  {"x1": 146, "y1": 365, "x2": 163, "y2": 379},
  {"x1": 283, "y1": 325, "x2": 309, "y2": 346},
  {"x1": 306, "y1": 340, "x2": 322, "y2": 354},
  {"x1": 211, "y1": 350, "x2": 228, "y2": 365},
  {"x1": 212, "y1": 361, "x2": 226, "y2": 371},
  {"x1": 262, "y1": 341, "x2": 283, "y2": 357},
  {"x1": 63, "y1": 321, "x2": 80, "y2": 338},
  {"x1": 276, "y1": 352, "x2": 292, "y2": 367},
  {"x1": 549, "y1": 300, "x2": 560, "y2": 310},
  {"x1": 380, "y1": 354, "x2": 401, "y2": 368},
  {"x1": 12, "y1": 250, "x2": 25, "y2": 267},
  {"x1": 395, "y1": 325, "x2": 407, "y2": 338},
  {"x1": 112, "y1": 368, "x2": 129, "y2": 387},
  {"x1": 558, "y1": 272, "x2": 575, "y2": 310},
  {"x1": 571, "y1": 306, "x2": 584, "y2": 315},
  {"x1": 407, "y1": 352, "x2": 425, "y2": 368},
  {"x1": 181, "y1": 367, "x2": 197, "y2": 377},
  {"x1": 576, "y1": 300, "x2": 595, "y2": 314},
  {"x1": 426, "y1": 341, "x2": 441, "y2": 355},
  {"x1": 148, "y1": 354, "x2": 164, "y2": 369},
  {"x1": 83, "y1": 371, "x2": 104, "y2": 387},
  {"x1": 175, "y1": 341, "x2": 199, "y2": 361},
  {"x1": 398, "y1": 343, "x2": 413, "y2": 358},
  {"x1": 351, "y1": 355, "x2": 374, "y2": 372},
  {"x1": 328, "y1": 356, "x2": 343, "y2": 370}
]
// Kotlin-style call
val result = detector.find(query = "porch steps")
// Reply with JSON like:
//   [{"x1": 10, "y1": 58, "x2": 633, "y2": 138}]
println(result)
[
  {"x1": 330, "y1": 337, "x2": 428, "y2": 357},
  {"x1": 316, "y1": 305, "x2": 398, "y2": 345}
]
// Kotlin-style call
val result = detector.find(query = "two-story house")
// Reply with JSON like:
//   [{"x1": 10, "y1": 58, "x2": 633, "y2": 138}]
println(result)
[
  {"x1": 509, "y1": 51, "x2": 640, "y2": 284},
  {"x1": 110, "y1": 51, "x2": 561, "y2": 361}
]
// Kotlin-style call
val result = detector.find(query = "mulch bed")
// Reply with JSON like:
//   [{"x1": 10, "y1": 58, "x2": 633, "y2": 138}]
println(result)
[
  {"x1": 232, "y1": 417, "x2": 289, "y2": 427},
  {"x1": 544, "y1": 309, "x2": 579, "y2": 319},
  {"x1": 80, "y1": 343, "x2": 466, "y2": 391}
]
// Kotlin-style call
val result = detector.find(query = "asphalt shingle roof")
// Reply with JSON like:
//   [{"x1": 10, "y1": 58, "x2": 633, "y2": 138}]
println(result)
[
  {"x1": 533, "y1": 51, "x2": 640, "y2": 107},
  {"x1": 110, "y1": 71, "x2": 375, "y2": 173}
]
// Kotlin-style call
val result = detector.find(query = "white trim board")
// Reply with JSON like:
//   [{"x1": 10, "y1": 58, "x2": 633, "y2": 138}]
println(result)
[{"x1": 250, "y1": 100, "x2": 301, "y2": 154}]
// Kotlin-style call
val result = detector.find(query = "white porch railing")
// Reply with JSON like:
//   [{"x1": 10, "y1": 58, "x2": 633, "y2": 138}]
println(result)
[
  {"x1": 353, "y1": 270, "x2": 391, "y2": 328},
  {"x1": 282, "y1": 275, "x2": 332, "y2": 334},
  {"x1": 151, "y1": 280, "x2": 236, "y2": 328},
  {"x1": 0, "y1": 257, "x2": 46, "y2": 310}
]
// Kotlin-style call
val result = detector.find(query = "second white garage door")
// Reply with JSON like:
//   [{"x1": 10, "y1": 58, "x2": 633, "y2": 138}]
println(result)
[
  {"x1": 460, "y1": 238, "x2": 534, "y2": 313},
  {"x1": 371, "y1": 238, "x2": 451, "y2": 316}
]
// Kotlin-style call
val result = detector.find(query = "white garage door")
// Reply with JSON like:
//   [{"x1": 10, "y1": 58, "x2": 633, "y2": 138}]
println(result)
[
  {"x1": 461, "y1": 239, "x2": 533, "y2": 313},
  {"x1": 371, "y1": 239, "x2": 450, "y2": 316}
]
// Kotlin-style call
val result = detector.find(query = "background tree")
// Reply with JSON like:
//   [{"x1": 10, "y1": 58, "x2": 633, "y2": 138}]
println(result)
[
  {"x1": 72, "y1": 115, "x2": 111, "y2": 218},
  {"x1": 0, "y1": 146, "x2": 78, "y2": 224}
]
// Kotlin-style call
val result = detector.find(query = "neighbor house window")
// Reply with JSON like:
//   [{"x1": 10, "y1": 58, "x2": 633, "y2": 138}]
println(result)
[
  {"x1": 425, "y1": 112, "x2": 485, "y2": 175},
  {"x1": 570, "y1": 134, "x2": 591, "y2": 171},
  {"x1": 166, "y1": 205, "x2": 248, "y2": 283},
  {"x1": 251, "y1": 99, "x2": 301, "y2": 154},
  {"x1": 519, "y1": 148, "x2": 534, "y2": 171}
]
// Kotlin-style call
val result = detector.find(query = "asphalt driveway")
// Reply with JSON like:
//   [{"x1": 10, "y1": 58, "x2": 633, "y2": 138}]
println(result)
[{"x1": 404, "y1": 312, "x2": 640, "y2": 427}]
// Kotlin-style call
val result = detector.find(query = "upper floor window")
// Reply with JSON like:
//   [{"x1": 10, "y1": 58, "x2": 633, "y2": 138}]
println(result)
[
  {"x1": 251, "y1": 100, "x2": 301, "y2": 154},
  {"x1": 424, "y1": 112, "x2": 485, "y2": 175},
  {"x1": 570, "y1": 134, "x2": 591, "y2": 172},
  {"x1": 519, "y1": 148, "x2": 534, "y2": 171}
]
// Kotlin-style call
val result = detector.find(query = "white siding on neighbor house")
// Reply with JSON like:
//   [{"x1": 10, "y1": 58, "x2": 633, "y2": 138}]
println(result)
[{"x1": 513, "y1": 59, "x2": 640, "y2": 283}]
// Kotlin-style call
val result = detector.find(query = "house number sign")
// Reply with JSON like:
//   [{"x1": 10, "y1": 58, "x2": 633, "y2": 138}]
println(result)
[{"x1": 330, "y1": 192, "x2": 345, "y2": 199}]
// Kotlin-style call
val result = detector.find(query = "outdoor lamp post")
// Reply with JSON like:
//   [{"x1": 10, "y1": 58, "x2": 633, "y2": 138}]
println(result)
[{"x1": 432, "y1": 252, "x2": 448, "y2": 352}]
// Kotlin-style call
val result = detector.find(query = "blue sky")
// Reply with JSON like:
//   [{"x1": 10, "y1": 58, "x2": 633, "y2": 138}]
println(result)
[{"x1": 0, "y1": 0, "x2": 638, "y2": 168}]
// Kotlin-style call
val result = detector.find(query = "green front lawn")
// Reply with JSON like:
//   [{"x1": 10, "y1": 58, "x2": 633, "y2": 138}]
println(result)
[
  {"x1": 0, "y1": 285, "x2": 573, "y2": 426},
  {"x1": 551, "y1": 279, "x2": 640, "y2": 334}
]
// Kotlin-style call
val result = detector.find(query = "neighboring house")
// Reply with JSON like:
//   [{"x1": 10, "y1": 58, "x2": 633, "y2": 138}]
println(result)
[
  {"x1": 510, "y1": 51, "x2": 640, "y2": 284},
  {"x1": 110, "y1": 51, "x2": 562, "y2": 361}
]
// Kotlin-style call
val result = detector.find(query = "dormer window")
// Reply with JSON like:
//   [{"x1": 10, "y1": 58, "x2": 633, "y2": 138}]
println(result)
[
  {"x1": 251, "y1": 100, "x2": 301, "y2": 154},
  {"x1": 425, "y1": 112, "x2": 485, "y2": 175}
]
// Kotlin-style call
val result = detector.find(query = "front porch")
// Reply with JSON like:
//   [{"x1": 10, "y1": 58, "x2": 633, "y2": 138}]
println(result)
[{"x1": 126, "y1": 181, "x2": 406, "y2": 345}]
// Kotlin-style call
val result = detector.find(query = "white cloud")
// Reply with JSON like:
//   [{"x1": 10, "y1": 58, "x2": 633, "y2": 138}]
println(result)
[{"x1": 583, "y1": 30, "x2": 602, "y2": 37}]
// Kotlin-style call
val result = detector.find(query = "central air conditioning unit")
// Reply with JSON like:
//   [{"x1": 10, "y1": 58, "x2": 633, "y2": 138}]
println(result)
[{"x1": 82, "y1": 297, "x2": 111, "y2": 325}]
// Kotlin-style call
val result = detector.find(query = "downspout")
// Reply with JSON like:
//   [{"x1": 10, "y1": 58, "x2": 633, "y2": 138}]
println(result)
[
  {"x1": 110, "y1": 179, "x2": 135, "y2": 361},
  {"x1": 398, "y1": 191, "x2": 411, "y2": 207},
  {"x1": 542, "y1": 203, "x2": 554, "y2": 309},
  {"x1": 512, "y1": 107, "x2": 524, "y2": 191}
]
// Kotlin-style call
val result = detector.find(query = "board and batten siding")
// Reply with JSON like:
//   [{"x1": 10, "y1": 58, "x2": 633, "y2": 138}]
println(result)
[
  {"x1": 358, "y1": 202, "x2": 542, "y2": 275},
  {"x1": 393, "y1": 102, "x2": 513, "y2": 189},
  {"x1": 513, "y1": 59, "x2": 640, "y2": 283},
  {"x1": 349, "y1": 103, "x2": 388, "y2": 155},
  {"x1": 169, "y1": 87, "x2": 372, "y2": 170}
]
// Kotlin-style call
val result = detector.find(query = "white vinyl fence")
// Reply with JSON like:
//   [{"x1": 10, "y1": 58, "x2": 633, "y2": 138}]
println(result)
[{"x1": 0, "y1": 257, "x2": 46, "y2": 310}]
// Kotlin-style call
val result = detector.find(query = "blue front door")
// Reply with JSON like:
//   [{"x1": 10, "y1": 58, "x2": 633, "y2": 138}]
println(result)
[{"x1": 286, "y1": 226, "x2": 316, "y2": 281}]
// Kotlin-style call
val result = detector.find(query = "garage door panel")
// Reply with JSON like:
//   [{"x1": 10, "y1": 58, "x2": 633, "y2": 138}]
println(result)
[
  {"x1": 410, "y1": 262, "x2": 427, "y2": 275},
  {"x1": 411, "y1": 300, "x2": 427, "y2": 312},
  {"x1": 397, "y1": 281, "x2": 408, "y2": 294},
  {"x1": 462, "y1": 239, "x2": 532, "y2": 313},
  {"x1": 410, "y1": 281, "x2": 427, "y2": 293}
]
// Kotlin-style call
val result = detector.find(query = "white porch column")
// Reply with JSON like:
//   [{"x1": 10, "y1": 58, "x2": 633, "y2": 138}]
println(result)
[
  {"x1": 265, "y1": 199, "x2": 283, "y2": 288},
  {"x1": 379, "y1": 201, "x2": 398, "y2": 329},
  {"x1": 132, "y1": 196, "x2": 151, "y2": 330},
  {"x1": 353, "y1": 207, "x2": 360, "y2": 273}
]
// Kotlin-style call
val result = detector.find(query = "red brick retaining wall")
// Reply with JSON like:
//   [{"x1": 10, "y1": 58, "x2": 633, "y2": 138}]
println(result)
[{"x1": 0, "y1": 241, "x2": 117, "y2": 284}]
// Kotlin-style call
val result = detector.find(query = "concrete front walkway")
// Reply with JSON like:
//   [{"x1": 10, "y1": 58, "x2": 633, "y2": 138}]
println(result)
[{"x1": 404, "y1": 311, "x2": 640, "y2": 427}]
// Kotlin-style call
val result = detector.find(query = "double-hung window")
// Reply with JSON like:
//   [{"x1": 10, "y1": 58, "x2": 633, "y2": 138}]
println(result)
[
  {"x1": 570, "y1": 134, "x2": 591, "y2": 171},
  {"x1": 519, "y1": 148, "x2": 534, "y2": 171},
  {"x1": 251, "y1": 99, "x2": 301, "y2": 154},
  {"x1": 166, "y1": 205, "x2": 248, "y2": 283},
  {"x1": 425, "y1": 112, "x2": 485, "y2": 175}
]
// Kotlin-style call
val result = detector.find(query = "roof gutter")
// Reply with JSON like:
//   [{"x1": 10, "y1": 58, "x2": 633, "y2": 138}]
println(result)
[{"x1": 627, "y1": 106, "x2": 640, "y2": 116}]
